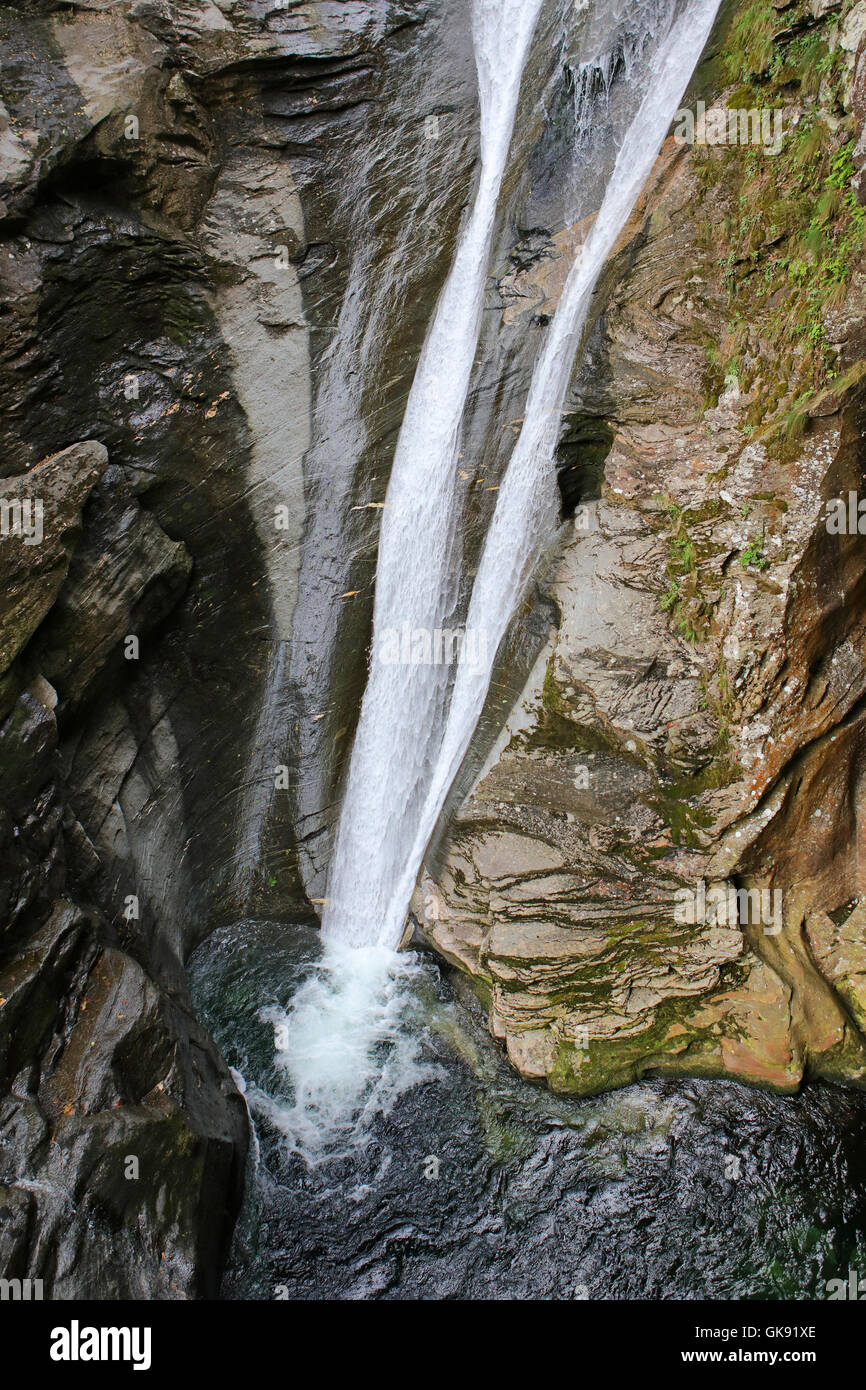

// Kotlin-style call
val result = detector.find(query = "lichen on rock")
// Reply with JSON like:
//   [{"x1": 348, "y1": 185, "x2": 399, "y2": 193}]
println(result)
[{"x1": 411, "y1": 0, "x2": 866, "y2": 1101}]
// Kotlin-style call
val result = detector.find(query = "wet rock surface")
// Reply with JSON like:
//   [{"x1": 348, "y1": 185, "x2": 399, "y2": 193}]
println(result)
[
  {"x1": 3, "y1": 0, "x2": 866, "y2": 1299},
  {"x1": 0, "y1": 0, "x2": 479, "y2": 1297},
  {"x1": 414, "y1": 0, "x2": 866, "y2": 1099}
]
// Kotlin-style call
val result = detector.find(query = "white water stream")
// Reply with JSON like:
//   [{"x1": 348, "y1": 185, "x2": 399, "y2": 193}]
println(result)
[
  {"x1": 321, "y1": 0, "x2": 545, "y2": 948},
  {"x1": 273, "y1": 0, "x2": 721, "y2": 1155},
  {"x1": 327, "y1": 0, "x2": 721, "y2": 952},
  {"x1": 397, "y1": 0, "x2": 723, "y2": 934}
]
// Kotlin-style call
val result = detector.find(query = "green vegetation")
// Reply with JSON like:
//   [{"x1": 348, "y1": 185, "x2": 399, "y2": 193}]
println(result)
[
  {"x1": 725, "y1": 1, "x2": 778, "y2": 83},
  {"x1": 739, "y1": 536, "x2": 768, "y2": 569},
  {"x1": 698, "y1": 0, "x2": 866, "y2": 448},
  {"x1": 652, "y1": 496, "x2": 712, "y2": 643}
]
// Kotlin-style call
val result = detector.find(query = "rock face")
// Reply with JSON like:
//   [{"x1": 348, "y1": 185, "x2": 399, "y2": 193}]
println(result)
[
  {"x1": 413, "y1": 0, "x2": 866, "y2": 1098},
  {"x1": 0, "y1": 429, "x2": 247, "y2": 1297},
  {"x1": 3, "y1": 0, "x2": 866, "y2": 1298},
  {"x1": 0, "y1": 0, "x2": 481, "y2": 1297}
]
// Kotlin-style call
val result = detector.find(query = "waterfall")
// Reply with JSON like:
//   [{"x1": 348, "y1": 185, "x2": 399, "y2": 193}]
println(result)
[
  {"x1": 325, "y1": 0, "x2": 721, "y2": 952},
  {"x1": 397, "y1": 0, "x2": 723, "y2": 933},
  {"x1": 265, "y1": 0, "x2": 723, "y2": 1158},
  {"x1": 567, "y1": 0, "x2": 678, "y2": 154},
  {"x1": 322, "y1": 0, "x2": 546, "y2": 947}
]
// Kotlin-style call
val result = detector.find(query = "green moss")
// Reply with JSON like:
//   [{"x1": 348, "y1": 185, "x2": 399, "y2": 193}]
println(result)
[
  {"x1": 651, "y1": 493, "x2": 716, "y2": 643},
  {"x1": 660, "y1": 793, "x2": 714, "y2": 847},
  {"x1": 546, "y1": 967, "x2": 749, "y2": 1096},
  {"x1": 697, "y1": 0, "x2": 866, "y2": 450},
  {"x1": 724, "y1": 1, "x2": 778, "y2": 84},
  {"x1": 653, "y1": 734, "x2": 740, "y2": 846},
  {"x1": 530, "y1": 662, "x2": 641, "y2": 759},
  {"x1": 809, "y1": 1025, "x2": 866, "y2": 1084}
]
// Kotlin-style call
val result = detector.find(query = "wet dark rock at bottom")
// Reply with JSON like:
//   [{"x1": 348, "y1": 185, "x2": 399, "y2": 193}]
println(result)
[{"x1": 191, "y1": 919, "x2": 866, "y2": 1302}]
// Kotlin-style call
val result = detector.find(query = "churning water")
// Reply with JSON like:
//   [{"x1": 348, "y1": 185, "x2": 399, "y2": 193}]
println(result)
[
  {"x1": 270, "y1": 0, "x2": 723, "y2": 1159},
  {"x1": 207, "y1": 2, "x2": 866, "y2": 1303},
  {"x1": 191, "y1": 920, "x2": 866, "y2": 1300},
  {"x1": 256, "y1": 942, "x2": 439, "y2": 1160}
]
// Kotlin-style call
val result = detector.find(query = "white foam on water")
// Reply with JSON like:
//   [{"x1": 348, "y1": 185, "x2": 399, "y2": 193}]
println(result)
[
  {"x1": 253, "y1": 943, "x2": 439, "y2": 1161},
  {"x1": 273, "y1": 0, "x2": 723, "y2": 1157}
]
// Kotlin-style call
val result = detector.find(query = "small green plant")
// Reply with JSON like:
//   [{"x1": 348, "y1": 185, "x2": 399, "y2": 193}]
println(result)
[
  {"x1": 654, "y1": 497, "x2": 711, "y2": 642},
  {"x1": 739, "y1": 537, "x2": 768, "y2": 570},
  {"x1": 725, "y1": 0, "x2": 777, "y2": 83},
  {"x1": 660, "y1": 580, "x2": 680, "y2": 612},
  {"x1": 672, "y1": 533, "x2": 697, "y2": 571}
]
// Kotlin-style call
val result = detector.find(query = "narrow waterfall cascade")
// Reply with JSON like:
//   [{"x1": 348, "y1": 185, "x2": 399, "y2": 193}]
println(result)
[
  {"x1": 568, "y1": 0, "x2": 678, "y2": 151},
  {"x1": 265, "y1": 0, "x2": 724, "y2": 1157},
  {"x1": 321, "y1": 0, "x2": 546, "y2": 949},
  {"x1": 325, "y1": 0, "x2": 722, "y2": 957},
  {"x1": 263, "y1": 0, "x2": 545, "y2": 1155},
  {"x1": 13, "y1": 0, "x2": 866, "y2": 1315},
  {"x1": 400, "y1": 0, "x2": 724, "y2": 931}
]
